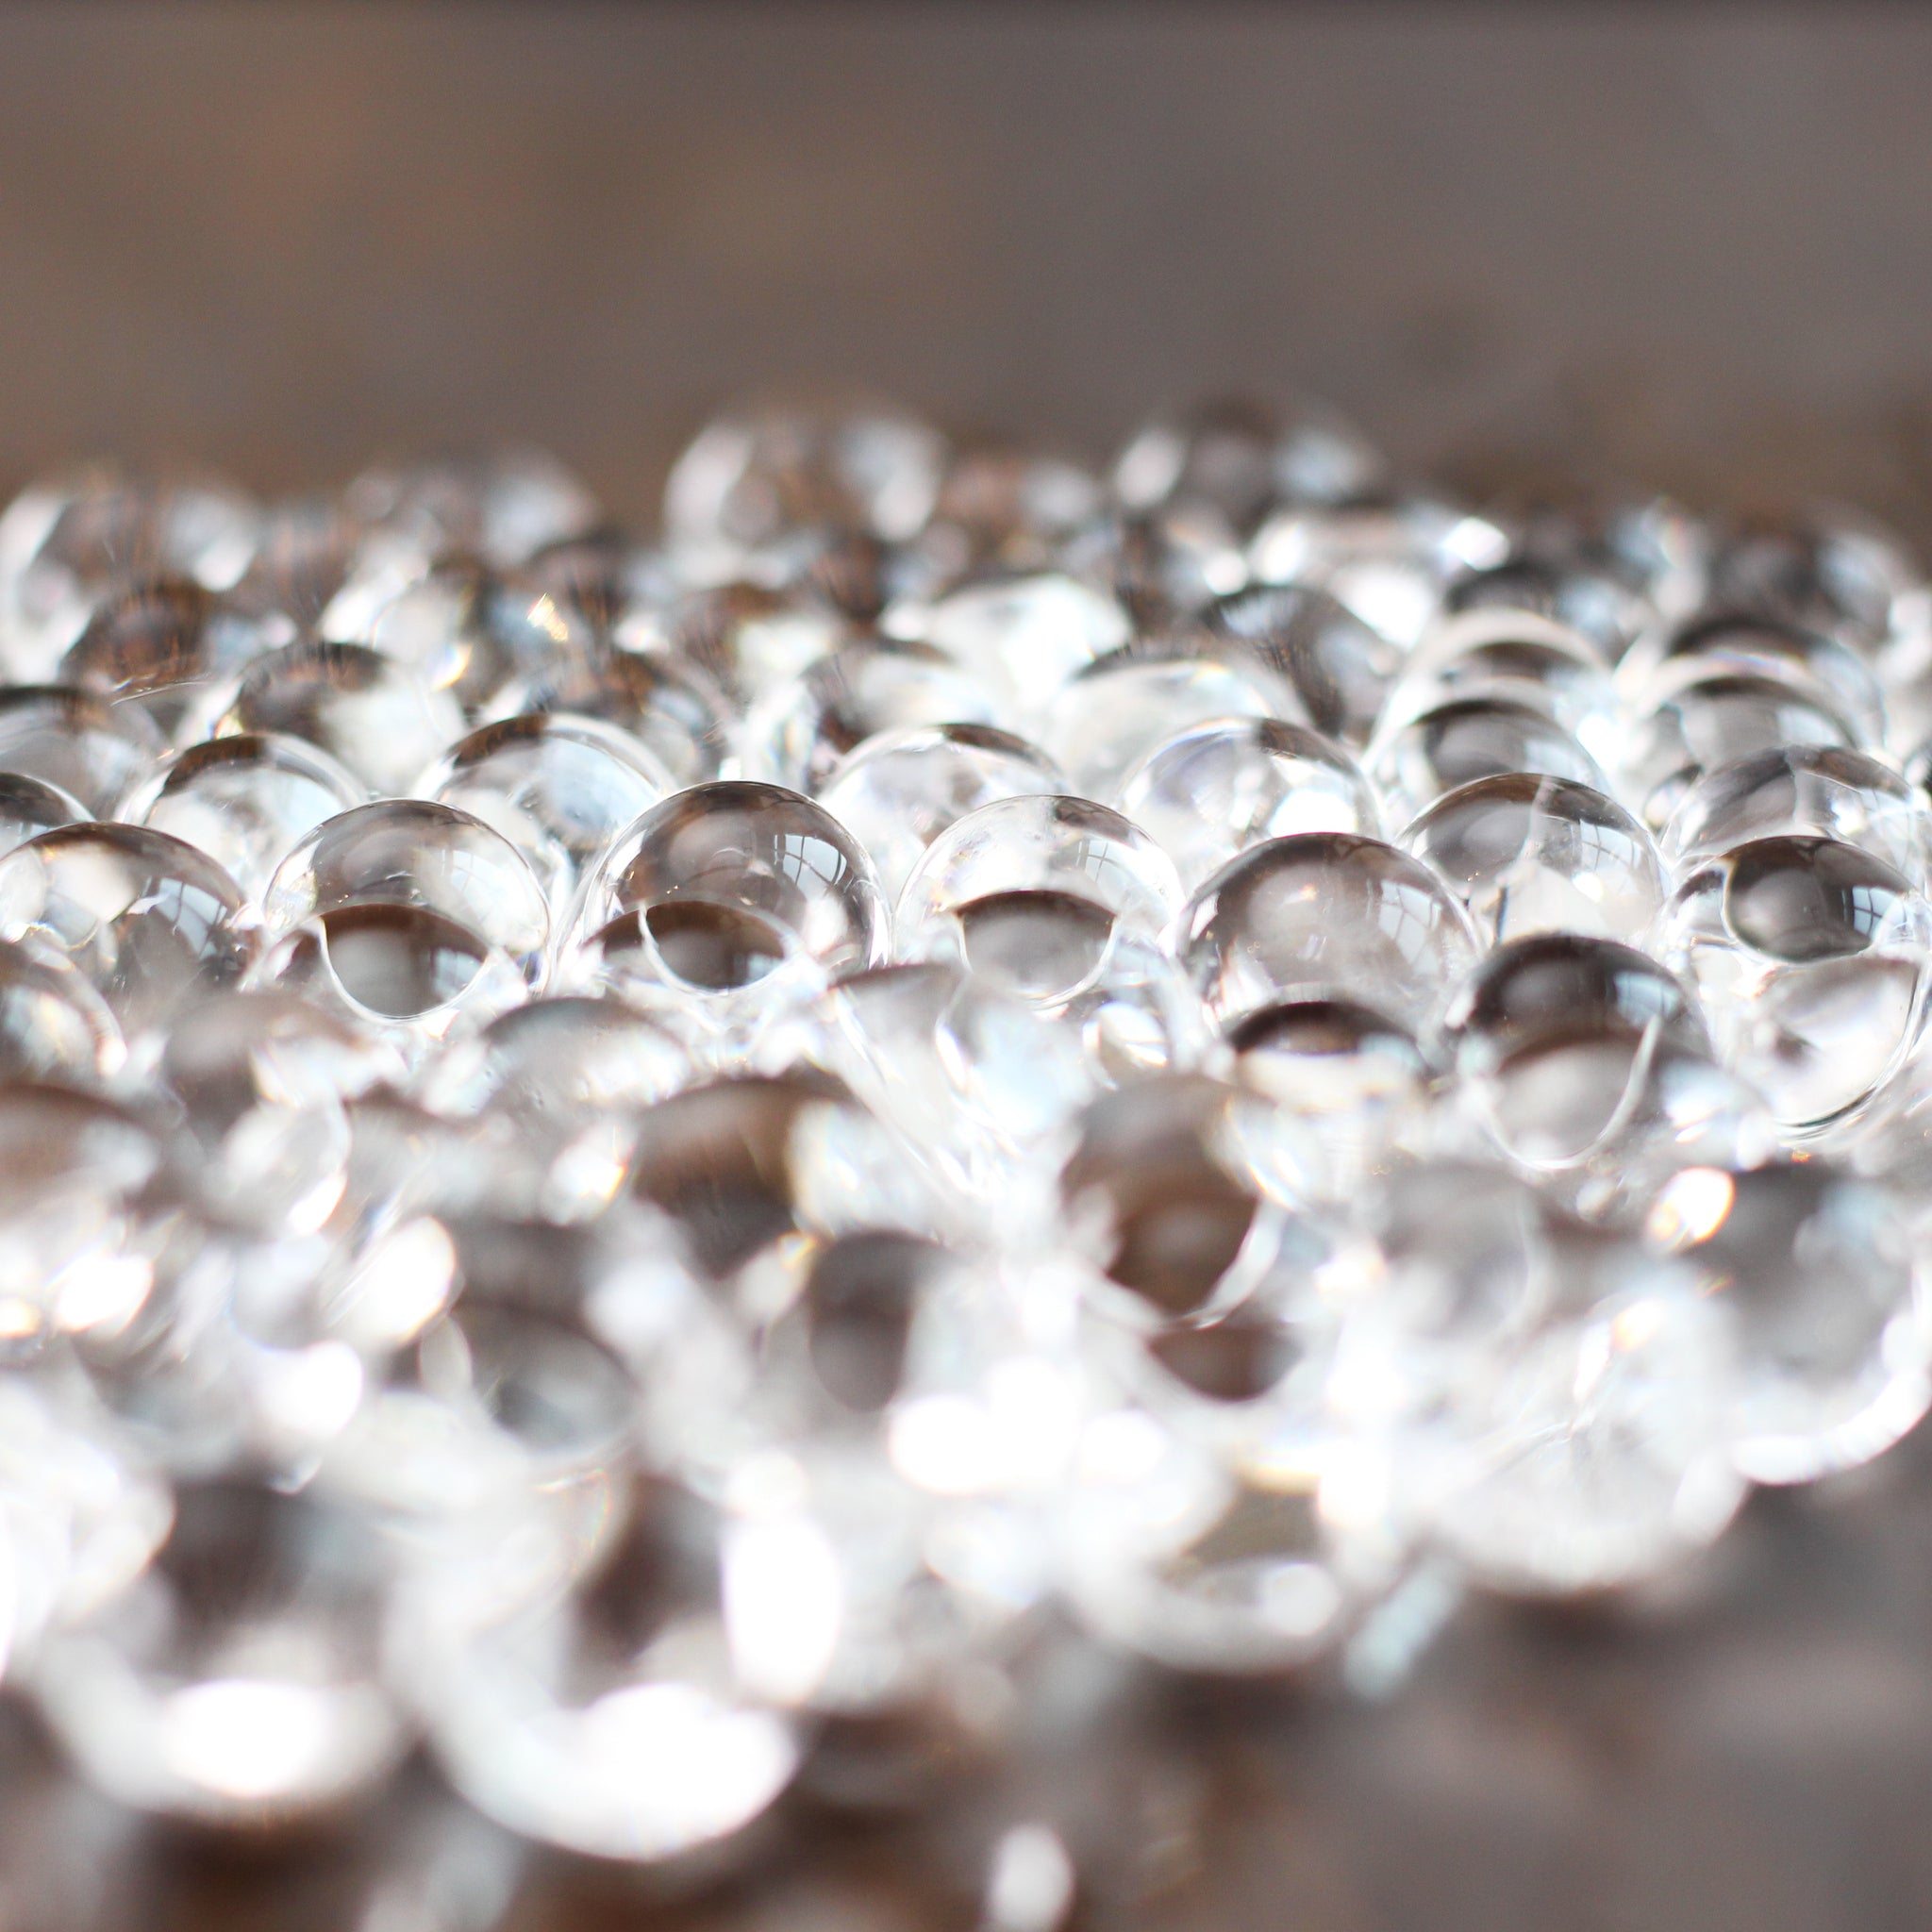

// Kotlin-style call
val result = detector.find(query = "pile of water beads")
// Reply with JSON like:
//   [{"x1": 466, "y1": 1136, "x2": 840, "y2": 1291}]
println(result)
[{"x1": 0, "y1": 395, "x2": 1930, "y2": 1896}]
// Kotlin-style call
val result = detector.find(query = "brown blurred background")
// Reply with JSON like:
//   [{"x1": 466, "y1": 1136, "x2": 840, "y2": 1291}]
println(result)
[{"x1": 5, "y1": 3, "x2": 1932, "y2": 532}]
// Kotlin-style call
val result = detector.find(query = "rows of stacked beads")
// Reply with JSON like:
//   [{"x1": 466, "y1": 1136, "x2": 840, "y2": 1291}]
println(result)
[{"x1": 0, "y1": 398, "x2": 1925, "y2": 1881}]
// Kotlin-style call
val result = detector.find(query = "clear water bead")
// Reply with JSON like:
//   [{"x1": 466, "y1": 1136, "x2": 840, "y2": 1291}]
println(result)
[
  {"x1": 1661, "y1": 744, "x2": 1925, "y2": 880},
  {"x1": 921, "y1": 442, "x2": 1102, "y2": 576},
  {"x1": 1612, "y1": 670, "x2": 1857, "y2": 833},
  {"x1": 1118, "y1": 717, "x2": 1380, "y2": 893},
  {"x1": 32, "y1": 1475, "x2": 409, "y2": 1824},
  {"x1": 1039, "y1": 646, "x2": 1303, "y2": 805},
  {"x1": 1649, "y1": 1159, "x2": 1932, "y2": 1482},
  {"x1": 817, "y1": 722, "x2": 1067, "y2": 905},
  {"x1": 1657, "y1": 835, "x2": 1930, "y2": 1130},
  {"x1": 665, "y1": 395, "x2": 946, "y2": 584},
  {"x1": 742, "y1": 636, "x2": 1002, "y2": 793},
  {"x1": 1180, "y1": 832, "x2": 1480, "y2": 1033},
  {"x1": 122, "y1": 732, "x2": 367, "y2": 908},
  {"x1": 59, "y1": 576, "x2": 269, "y2": 737},
  {"x1": 418, "y1": 711, "x2": 674, "y2": 919},
  {"x1": 1398, "y1": 774, "x2": 1666, "y2": 947},
  {"x1": 344, "y1": 449, "x2": 602, "y2": 573},
  {"x1": 0, "y1": 935, "x2": 125, "y2": 1085},
  {"x1": 1368, "y1": 693, "x2": 1610, "y2": 834},
  {"x1": 564, "y1": 782, "x2": 888, "y2": 1057},
  {"x1": 1204, "y1": 581, "x2": 1403, "y2": 748},
  {"x1": 913, "y1": 573, "x2": 1130, "y2": 726},
  {"x1": 0, "y1": 769, "x2": 85, "y2": 858},
  {"x1": 0, "y1": 824, "x2": 253, "y2": 1042},
  {"x1": 658, "y1": 580, "x2": 849, "y2": 708},
  {"x1": 490, "y1": 644, "x2": 728, "y2": 786},
  {"x1": 211, "y1": 641, "x2": 468, "y2": 799},
  {"x1": 0, "y1": 684, "x2": 162, "y2": 815}
]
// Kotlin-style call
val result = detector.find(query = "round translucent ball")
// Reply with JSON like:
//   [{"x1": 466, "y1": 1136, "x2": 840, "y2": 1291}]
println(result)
[
  {"x1": 417, "y1": 711, "x2": 675, "y2": 919},
  {"x1": 0, "y1": 769, "x2": 86, "y2": 858},
  {"x1": 0, "y1": 684, "x2": 162, "y2": 815},
  {"x1": 1118, "y1": 716, "x2": 1380, "y2": 893},
  {"x1": 1657, "y1": 834, "x2": 1931, "y2": 1131},
  {"x1": 121, "y1": 731, "x2": 366, "y2": 908},
  {"x1": 1399, "y1": 774, "x2": 1666, "y2": 948},
  {"x1": 0, "y1": 823, "x2": 253, "y2": 1042},
  {"x1": 816, "y1": 721, "x2": 1066, "y2": 905},
  {"x1": 566, "y1": 780, "x2": 888, "y2": 1012},
  {"x1": 1179, "y1": 831, "x2": 1480, "y2": 1033},
  {"x1": 1649, "y1": 1158, "x2": 1932, "y2": 1482}
]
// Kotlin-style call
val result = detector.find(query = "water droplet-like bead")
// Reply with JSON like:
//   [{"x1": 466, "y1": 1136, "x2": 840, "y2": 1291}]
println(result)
[
  {"x1": 1368, "y1": 693, "x2": 1609, "y2": 834},
  {"x1": 1618, "y1": 608, "x2": 1886, "y2": 748},
  {"x1": 1062, "y1": 504, "x2": 1249, "y2": 632},
  {"x1": 0, "y1": 769, "x2": 85, "y2": 858},
  {"x1": 1443, "y1": 548, "x2": 1655, "y2": 665},
  {"x1": 419, "y1": 997, "x2": 691, "y2": 1221},
  {"x1": 491, "y1": 644, "x2": 727, "y2": 787},
  {"x1": 1112, "y1": 394, "x2": 1386, "y2": 532},
  {"x1": 921, "y1": 442, "x2": 1102, "y2": 576},
  {"x1": 1248, "y1": 495, "x2": 1509, "y2": 652},
  {"x1": 417, "y1": 712, "x2": 673, "y2": 920},
  {"x1": 1399, "y1": 774, "x2": 1666, "y2": 948},
  {"x1": 1702, "y1": 508, "x2": 1918, "y2": 649},
  {"x1": 1650, "y1": 1158, "x2": 1932, "y2": 1481},
  {"x1": 121, "y1": 732, "x2": 367, "y2": 908},
  {"x1": 1040, "y1": 647, "x2": 1302, "y2": 805},
  {"x1": 0, "y1": 824, "x2": 253, "y2": 1043},
  {"x1": 742, "y1": 637, "x2": 1003, "y2": 793},
  {"x1": 0, "y1": 467, "x2": 260, "y2": 681},
  {"x1": 58, "y1": 576, "x2": 270, "y2": 739},
  {"x1": 1222, "y1": 998, "x2": 1436, "y2": 1199},
  {"x1": 665, "y1": 396, "x2": 947, "y2": 584},
  {"x1": 1388, "y1": 609, "x2": 1620, "y2": 767},
  {"x1": 1179, "y1": 832, "x2": 1479, "y2": 1033},
  {"x1": 1203, "y1": 581, "x2": 1402, "y2": 747},
  {"x1": 32, "y1": 1475, "x2": 410, "y2": 1823},
  {"x1": 0, "y1": 684, "x2": 162, "y2": 815},
  {"x1": 1661, "y1": 744, "x2": 1924, "y2": 880},
  {"x1": 817, "y1": 723, "x2": 1066, "y2": 905},
  {"x1": 345, "y1": 449, "x2": 601, "y2": 573},
  {"x1": 405, "y1": 1472, "x2": 799, "y2": 1865},
  {"x1": 1612, "y1": 670, "x2": 1857, "y2": 832},
  {"x1": 656, "y1": 580, "x2": 849, "y2": 708},
  {"x1": 1118, "y1": 717, "x2": 1380, "y2": 893},
  {"x1": 914, "y1": 573, "x2": 1130, "y2": 727},
  {"x1": 211, "y1": 641, "x2": 467, "y2": 799},
  {"x1": 1657, "y1": 835, "x2": 1930, "y2": 1131},
  {"x1": 563, "y1": 783, "x2": 888, "y2": 1058},
  {"x1": 0, "y1": 935, "x2": 125, "y2": 1085}
]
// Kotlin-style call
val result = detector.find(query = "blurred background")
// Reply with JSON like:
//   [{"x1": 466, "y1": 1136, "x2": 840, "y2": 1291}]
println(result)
[
  {"x1": 6, "y1": 3, "x2": 1932, "y2": 534},
  {"x1": 8, "y1": 7, "x2": 1932, "y2": 1930}
]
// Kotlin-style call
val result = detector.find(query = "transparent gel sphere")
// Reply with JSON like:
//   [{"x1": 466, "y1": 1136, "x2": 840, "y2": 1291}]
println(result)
[
  {"x1": 1249, "y1": 495, "x2": 1510, "y2": 652},
  {"x1": 1657, "y1": 835, "x2": 1930, "y2": 1131},
  {"x1": 419, "y1": 997, "x2": 691, "y2": 1221},
  {"x1": 1223, "y1": 999, "x2": 1437, "y2": 1199},
  {"x1": 1180, "y1": 832, "x2": 1479, "y2": 1033},
  {"x1": 1039, "y1": 647, "x2": 1301, "y2": 804},
  {"x1": 564, "y1": 783, "x2": 888, "y2": 1053},
  {"x1": 1113, "y1": 392, "x2": 1386, "y2": 532},
  {"x1": 1368, "y1": 693, "x2": 1610, "y2": 834},
  {"x1": 122, "y1": 732, "x2": 367, "y2": 908},
  {"x1": 1619, "y1": 609, "x2": 1886, "y2": 748},
  {"x1": 1703, "y1": 508, "x2": 1918, "y2": 648},
  {"x1": 1204, "y1": 581, "x2": 1403, "y2": 748},
  {"x1": 418, "y1": 712, "x2": 674, "y2": 919},
  {"x1": 59, "y1": 576, "x2": 269, "y2": 736},
  {"x1": 0, "y1": 769, "x2": 85, "y2": 858},
  {"x1": 1612, "y1": 670, "x2": 1857, "y2": 833},
  {"x1": 742, "y1": 637, "x2": 1002, "y2": 793},
  {"x1": 0, "y1": 935, "x2": 125, "y2": 1085},
  {"x1": 666, "y1": 394, "x2": 946, "y2": 582},
  {"x1": 915, "y1": 573, "x2": 1130, "y2": 726},
  {"x1": 0, "y1": 684, "x2": 162, "y2": 815},
  {"x1": 407, "y1": 1473, "x2": 799, "y2": 1865},
  {"x1": 920, "y1": 441, "x2": 1102, "y2": 576},
  {"x1": 662, "y1": 580, "x2": 848, "y2": 708},
  {"x1": 32, "y1": 1476, "x2": 409, "y2": 1824},
  {"x1": 1661, "y1": 744, "x2": 1925, "y2": 880},
  {"x1": 490, "y1": 644, "x2": 727, "y2": 786},
  {"x1": 817, "y1": 722, "x2": 1067, "y2": 905},
  {"x1": 346, "y1": 449, "x2": 601, "y2": 574},
  {"x1": 1388, "y1": 609, "x2": 1619, "y2": 766},
  {"x1": 1118, "y1": 717, "x2": 1380, "y2": 893},
  {"x1": 1399, "y1": 774, "x2": 1666, "y2": 947},
  {"x1": 0, "y1": 824, "x2": 252, "y2": 1041},
  {"x1": 212, "y1": 641, "x2": 468, "y2": 799},
  {"x1": 1649, "y1": 1159, "x2": 1932, "y2": 1482},
  {"x1": 1062, "y1": 503, "x2": 1249, "y2": 633}
]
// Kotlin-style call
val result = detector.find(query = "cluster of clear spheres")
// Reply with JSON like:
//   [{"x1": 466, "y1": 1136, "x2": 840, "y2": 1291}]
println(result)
[{"x1": 0, "y1": 408, "x2": 1927, "y2": 1900}]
